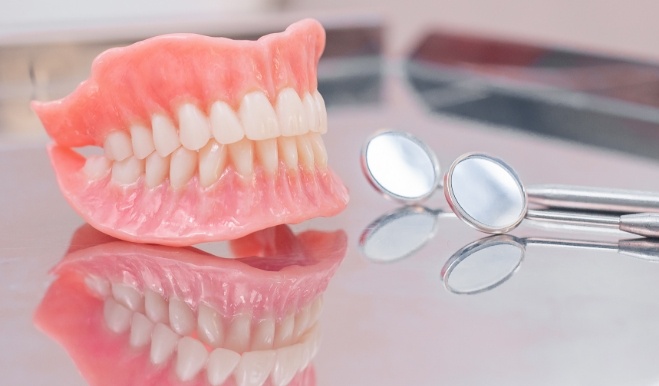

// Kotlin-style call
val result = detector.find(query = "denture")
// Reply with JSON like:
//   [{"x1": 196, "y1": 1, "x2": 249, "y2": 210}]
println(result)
[
  {"x1": 32, "y1": 19, "x2": 349, "y2": 246},
  {"x1": 34, "y1": 224, "x2": 347, "y2": 385}
]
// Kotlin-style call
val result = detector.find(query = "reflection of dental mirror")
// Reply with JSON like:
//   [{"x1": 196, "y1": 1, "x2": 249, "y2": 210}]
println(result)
[{"x1": 441, "y1": 234, "x2": 659, "y2": 295}]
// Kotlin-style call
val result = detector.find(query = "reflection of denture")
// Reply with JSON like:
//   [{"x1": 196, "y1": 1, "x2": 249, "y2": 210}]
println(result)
[{"x1": 34, "y1": 224, "x2": 347, "y2": 385}]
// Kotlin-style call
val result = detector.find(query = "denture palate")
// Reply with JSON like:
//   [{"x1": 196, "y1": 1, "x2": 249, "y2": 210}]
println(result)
[
  {"x1": 90, "y1": 275, "x2": 323, "y2": 386},
  {"x1": 93, "y1": 88, "x2": 329, "y2": 189}
]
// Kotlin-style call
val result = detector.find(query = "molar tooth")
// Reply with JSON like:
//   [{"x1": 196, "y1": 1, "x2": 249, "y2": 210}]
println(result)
[
  {"x1": 312, "y1": 90, "x2": 328, "y2": 133},
  {"x1": 235, "y1": 350, "x2": 277, "y2": 386},
  {"x1": 111, "y1": 156, "x2": 144, "y2": 185},
  {"x1": 145, "y1": 152, "x2": 170, "y2": 188},
  {"x1": 228, "y1": 139, "x2": 254, "y2": 179},
  {"x1": 308, "y1": 133, "x2": 328, "y2": 169},
  {"x1": 130, "y1": 313, "x2": 154, "y2": 348},
  {"x1": 296, "y1": 135, "x2": 315, "y2": 170},
  {"x1": 274, "y1": 314, "x2": 294, "y2": 347},
  {"x1": 293, "y1": 305, "x2": 311, "y2": 340},
  {"x1": 198, "y1": 303, "x2": 224, "y2": 347},
  {"x1": 176, "y1": 337, "x2": 209, "y2": 382},
  {"x1": 277, "y1": 136, "x2": 298, "y2": 170},
  {"x1": 103, "y1": 298, "x2": 131, "y2": 334},
  {"x1": 210, "y1": 100, "x2": 245, "y2": 144},
  {"x1": 104, "y1": 131, "x2": 133, "y2": 161},
  {"x1": 152, "y1": 113, "x2": 181, "y2": 157},
  {"x1": 145, "y1": 289, "x2": 169, "y2": 324},
  {"x1": 84, "y1": 275, "x2": 110, "y2": 297},
  {"x1": 302, "y1": 93, "x2": 319, "y2": 134},
  {"x1": 169, "y1": 298, "x2": 195, "y2": 336},
  {"x1": 276, "y1": 88, "x2": 305, "y2": 136},
  {"x1": 150, "y1": 323, "x2": 180, "y2": 365},
  {"x1": 240, "y1": 91, "x2": 280, "y2": 140},
  {"x1": 170, "y1": 147, "x2": 197, "y2": 188},
  {"x1": 255, "y1": 138, "x2": 278, "y2": 175},
  {"x1": 272, "y1": 345, "x2": 303, "y2": 386},
  {"x1": 207, "y1": 348, "x2": 241, "y2": 386},
  {"x1": 224, "y1": 314, "x2": 251, "y2": 353},
  {"x1": 252, "y1": 317, "x2": 276, "y2": 351},
  {"x1": 130, "y1": 124, "x2": 155, "y2": 159},
  {"x1": 111, "y1": 283, "x2": 143, "y2": 312},
  {"x1": 83, "y1": 156, "x2": 111, "y2": 180},
  {"x1": 199, "y1": 141, "x2": 227, "y2": 188},
  {"x1": 178, "y1": 103, "x2": 212, "y2": 150}
]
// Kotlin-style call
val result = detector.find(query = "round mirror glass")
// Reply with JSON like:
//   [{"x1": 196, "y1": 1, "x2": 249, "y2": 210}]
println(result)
[
  {"x1": 364, "y1": 132, "x2": 439, "y2": 201},
  {"x1": 448, "y1": 155, "x2": 526, "y2": 232}
]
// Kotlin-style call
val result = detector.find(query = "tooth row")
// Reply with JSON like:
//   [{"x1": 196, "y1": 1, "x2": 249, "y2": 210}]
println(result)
[{"x1": 88, "y1": 133, "x2": 328, "y2": 187}]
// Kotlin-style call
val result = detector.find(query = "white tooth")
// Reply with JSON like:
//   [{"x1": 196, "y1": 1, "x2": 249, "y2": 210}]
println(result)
[
  {"x1": 170, "y1": 147, "x2": 197, "y2": 188},
  {"x1": 104, "y1": 130, "x2": 133, "y2": 161},
  {"x1": 277, "y1": 136, "x2": 298, "y2": 170},
  {"x1": 176, "y1": 337, "x2": 209, "y2": 382},
  {"x1": 309, "y1": 297, "x2": 323, "y2": 325},
  {"x1": 224, "y1": 314, "x2": 251, "y2": 353},
  {"x1": 145, "y1": 152, "x2": 170, "y2": 188},
  {"x1": 235, "y1": 350, "x2": 277, "y2": 386},
  {"x1": 207, "y1": 348, "x2": 241, "y2": 386},
  {"x1": 178, "y1": 103, "x2": 212, "y2": 151},
  {"x1": 299, "y1": 325, "x2": 320, "y2": 369},
  {"x1": 152, "y1": 113, "x2": 181, "y2": 157},
  {"x1": 198, "y1": 303, "x2": 224, "y2": 347},
  {"x1": 228, "y1": 139, "x2": 254, "y2": 179},
  {"x1": 293, "y1": 305, "x2": 311, "y2": 340},
  {"x1": 103, "y1": 298, "x2": 131, "y2": 334},
  {"x1": 312, "y1": 90, "x2": 328, "y2": 133},
  {"x1": 296, "y1": 135, "x2": 315, "y2": 170},
  {"x1": 302, "y1": 93, "x2": 319, "y2": 134},
  {"x1": 169, "y1": 298, "x2": 195, "y2": 336},
  {"x1": 272, "y1": 345, "x2": 303, "y2": 386},
  {"x1": 145, "y1": 289, "x2": 169, "y2": 324},
  {"x1": 274, "y1": 314, "x2": 294, "y2": 347},
  {"x1": 150, "y1": 323, "x2": 179, "y2": 365},
  {"x1": 111, "y1": 283, "x2": 143, "y2": 312},
  {"x1": 210, "y1": 100, "x2": 245, "y2": 144},
  {"x1": 239, "y1": 91, "x2": 280, "y2": 140},
  {"x1": 308, "y1": 133, "x2": 328, "y2": 169},
  {"x1": 252, "y1": 317, "x2": 275, "y2": 350},
  {"x1": 130, "y1": 124, "x2": 155, "y2": 159},
  {"x1": 111, "y1": 156, "x2": 144, "y2": 184},
  {"x1": 255, "y1": 138, "x2": 278, "y2": 175},
  {"x1": 275, "y1": 88, "x2": 305, "y2": 136},
  {"x1": 84, "y1": 275, "x2": 110, "y2": 297},
  {"x1": 83, "y1": 156, "x2": 111, "y2": 180},
  {"x1": 199, "y1": 141, "x2": 227, "y2": 188},
  {"x1": 130, "y1": 313, "x2": 154, "y2": 348}
]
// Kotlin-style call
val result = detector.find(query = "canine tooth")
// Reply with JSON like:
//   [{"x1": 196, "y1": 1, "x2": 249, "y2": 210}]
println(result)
[
  {"x1": 309, "y1": 297, "x2": 323, "y2": 325},
  {"x1": 235, "y1": 350, "x2": 277, "y2": 386},
  {"x1": 176, "y1": 337, "x2": 209, "y2": 382},
  {"x1": 255, "y1": 138, "x2": 278, "y2": 175},
  {"x1": 130, "y1": 313, "x2": 154, "y2": 348},
  {"x1": 169, "y1": 298, "x2": 195, "y2": 336},
  {"x1": 170, "y1": 147, "x2": 197, "y2": 188},
  {"x1": 296, "y1": 135, "x2": 315, "y2": 170},
  {"x1": 104, "y1": 131, "x2": 133, "y2": 161},
  {"x1": 145, "y1": 152, "x2": 170, "y2": 188},
  {"x1": 145, "y1": 289, "x2": 169, "y2": 324},
  {"x1": 228, "y1": 139, "x2": 254, "y2": 179},
  {"x1": 240, "y1": 91, "x2": 280, "y2": 140},
  {"x1": 150, "y1": 323, "x2": 179, "y2": 365},
  {"x1": 111, "y1": 283, "x2": 143, "y2": 312},
  {"x1": 293, "y1": 305, "x2": 311, "y2": 340},
  {"x1": 302, "y1": 93, "x2": 319, "y2": 134},
  {"x1": 276, "y1": 88, "x2": 305, "y2": 136},
  {"x1": 252, "y1": 317, "x2": 275, "y2": 350},
  {"x1": 199, "y1": 141, "x2": 227, "y2": 188},
  {"x1": 274, "y1": 314, "x2": 294, "y2": 347},
  {"x1": 103, "y1": 298, "x2": 131, "y2": 334},
  {"x1": 130, "y1": 124, "x2": 155, "y2": 159},
  {"x1": 198, "y1": 303, "x2": 224, "y2": 347},
  {"x1": 224, "y1": 314, "x2": 251, "y2": 353},
  {"x1": 308, "y1": 133, "x2": 328, "y2": 169},
  {"x1": 277, "y1": 136, "x2": 298, "y2": 170},
  {"x1": 178, "y1": 103, "x2": 212, "y2": 151},
  {"x1": 83, "y1": 156, "x2": 111, "y2": 180},
  {"x1": 207, "y1": 348, "x2": 241, "y2": 386},
  {"x1": 210, "y1": 101, "x2": 244, "y2": 144},
  {"x1": 111, "y1": 156, "x2": 144, "y2": 184},
  {"x1": 152, "y1": 113, "x2": 180, "y2": 157},
  {"x1": 272, "y1": 345, "x2": 303, "y2": 386},
  {"x1": 299, "y1": 325, "x2": 320, "y2": 369},
  {"x1": 84, "y1": 275, "x2": 110, "y2": 297},
  {"x1": 312, "y1": 90, "x2": 328, "y2": 133}
]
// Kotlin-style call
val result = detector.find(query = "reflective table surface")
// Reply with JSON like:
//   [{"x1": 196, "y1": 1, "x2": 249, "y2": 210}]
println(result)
[{"x1": 4, "y1": 21, "x2": 659, "y2": 386}]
